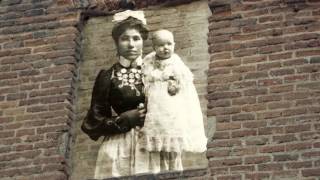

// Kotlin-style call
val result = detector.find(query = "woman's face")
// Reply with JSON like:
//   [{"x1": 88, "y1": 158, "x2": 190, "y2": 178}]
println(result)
[{"x1": 117, "y1": 28, "x2": 143, "y2": 61}]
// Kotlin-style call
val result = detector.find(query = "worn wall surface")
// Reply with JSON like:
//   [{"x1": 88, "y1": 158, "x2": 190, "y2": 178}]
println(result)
[
  {"x1": 71, "y1": 1, "x2": 211, "y2": 179},
  {"x1": 0, "y1": 0, "x2": 320, "y2": 180}
]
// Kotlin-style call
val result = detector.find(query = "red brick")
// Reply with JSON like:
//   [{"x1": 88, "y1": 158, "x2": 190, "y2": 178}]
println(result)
[
  {"x1": 297, "y1": 64, "x2": 320, "y2": 73},
  {"x1": 246, "y1": 137, "x2": 269, "y2": 146},
  {"x1": 213, "y1": 132, "x2": 230, "y2": 140},
  {"x1": 216, "y1": 115, "x2": 231, "y2": 123},
  {"x1": 302, "y1": 168, "x2": 320, "y2": 177},
  {"x1": 207, "y1": 68, "x2": 231, "y2": 76},
  {"x1": 270, "y1": 85, "x2": 294, "y2": 93},
  {"x1": 297, "y1": 82, "x2": 320, "y2": 90},
  {"x1": 245, "y1": 156, "x2": 271, "y2": 164},
  {"x1": 258, "y1": 78, "x2": 282, "y2": 86},
  {"x1": 258, "y1": 94, "x2": 281, "y2": 103},
  {"x1": 286, "y1": 142, "x2": 313, "y2": 151},
  {"x1": 232, "y1": 129, "x2": 257, "y2": 138},
  {"x1": 258, "y1": 127, "x2": 284, "y2": 135},
  {"x1": 242, "y1": 104, "x2": 266, "y2": 112},
  {"x1": 208, "y1": 74, "x2": 242, "y2": 84},
  {"x1": 284, "y1": 92, "x2": 309, "y2": 100},
  {"x1": 232, "y1": 34, "x2": 257, "y2": 41},
  {"x1": 233, "y1": 48, "x2": 258, "y2": 57},
  {"x1": 211, "y1": 52, "x2": 232, "y2": 60},
  {"x1": 206, "y1": 149, "x2": 231, "y2": 158},
  {"x1": 244, "y1": 71, "x2": 268, "y2": 79},
  {"x1": 230, "y1": 165, "x2": 254, "y2": 172},
  {"x1": 273, "y1": 134, "x2": 297, "y2": 144},
  {"x1": 209, "y1": 59, "x2": 241, "y2": 68},
  {"x1": 274, "y1": 154, "x2": 299, "y2": 162},
  {"x1": 257, "y1": 62, "x2": 281, "y2": 71},
  {"x1": 232, "y1": 113, "x2": 255, "y2": 121},
  {"x1": 244, "y1": 88, "x2": 268, "y2": 96},
  {"x1": 296, "y1": 49, "x2": 320, "y2": 57},
  {"x1": 245, "y1": 173, "x2": 270, "y2": 180},
  {"x1": 257, "y1": 111, "x2": 282, "y2": 119},
  {"x1": 259, "y1": 45, "x2": 283, "y2": 54},
  {"x1": 209, "y1": 158, "x2": 242, "y2": 167},
  {"x1": 232, "y1": 65, "x2": 256, "y2": 73},
  {"x1": 282, "y1": 108, "x2": 307, "y2": 117},
  {"x1": 260, "y1": 145, "x2": 285, "y2": 153},
  {"x1": 270, "y1": 68, "x2": 295, "y2": 77},
  {"x1": 259, "y1": 15, "x2": 283, "y2": 23},
  {"x1": 216, "y1": 122, "x2": 241, "y2": 131},
  {"x1": 268, "y1": 101, "x2": 292, "y2": 109},
  {"x1": 207, "y1": 139, "x2": 242, "y2": 148},
  {"x1": 243, "y1": 121, "x2": 267, "y2": 128},
  {"x1": 269, "y1": 52, "x2": 292, "y2": 61},
  {"x1": 232, "y1": 81, "x2": 256, "y2": 89},
  {"x1": 207, "y1": 91, "x2": 241, "y2": 100},
  {"x1": 232, "y1": 96, "x2": 256, "y2": 105},
  {"x1": 16, "y1": 129, "x2": 35, "y2": 137},
  {"x1": 242, "y1": 55, "x2": 267, "y2": 64},
  {"x1": 209, "y1": 167, "x2": 229, "y2": 176},
  {"x1": 232, "y1": 147, "x2": 258, "y2": 156},
  {"x1": 217, "y1": 175, "x2": 242, "y2": 180},
  {"x1": 208, "y1": 107, "x2": 241, "y2": 116},
  {"x1": 285, "y1": 124, "x2": 311, "y2": 133},
  {"x1": 284, "y1": 74, "x2": 309, "y2": 83},
  {"x1": 0, "y1": 131, "x2": 15, "y2": 139},
  {"x1": 286, "y1": 161, "x2": 313, "y2": 169},
  {"x1": 272, "y1": 170, "x2": 300, "y2": 179},
  {"x1": 258, "y1": 163, "x2": 284, "y2": 171},
  {"x1": 300, "y1": 132, "x2": 319, "y2": 141},
  {"x1": 302, "y1": 151, "x2": 320, "y2": 158},
  {"x1": 208, "y1": 100, "x2": 231, "y2": 108}
]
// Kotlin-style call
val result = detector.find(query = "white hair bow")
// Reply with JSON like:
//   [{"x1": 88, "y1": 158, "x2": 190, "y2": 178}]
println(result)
[{"x1": 112, "y1": 10, "x2": 147, "y2": 25}]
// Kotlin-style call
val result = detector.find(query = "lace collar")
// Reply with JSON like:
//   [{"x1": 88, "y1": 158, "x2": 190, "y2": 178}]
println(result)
[{"x1": 119, "y1": 56, "x2": 142, "y2": 68}]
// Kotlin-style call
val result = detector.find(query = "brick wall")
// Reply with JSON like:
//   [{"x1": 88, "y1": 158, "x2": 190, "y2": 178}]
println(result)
[
  {"x1": 0, "y1": 0, "x2": 81, "y2": 179},
  {"x1": 0, "y1": 0, "x2": 320, "y2": 180},
  {"x1": 207, "y1": 0, "x2": 320, "y2": 179},
  {"x1": 71, "y1": 1, "x2": 211, "y2": 179}
]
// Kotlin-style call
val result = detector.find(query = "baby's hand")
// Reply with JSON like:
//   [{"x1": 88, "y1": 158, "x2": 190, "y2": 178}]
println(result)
[{"x1": 168, "y1": 80, "x2": 179, "y2": 96}]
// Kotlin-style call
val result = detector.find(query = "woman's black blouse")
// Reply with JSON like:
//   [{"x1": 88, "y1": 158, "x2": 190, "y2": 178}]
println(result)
[{"x1": 81, "y1": 63, "x2": 145, "y2": 141}]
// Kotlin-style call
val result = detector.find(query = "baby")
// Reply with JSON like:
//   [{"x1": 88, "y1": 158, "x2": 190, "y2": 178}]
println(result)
[{"x1": 138, "y1": 29, "x2": 207, "y2": 154}]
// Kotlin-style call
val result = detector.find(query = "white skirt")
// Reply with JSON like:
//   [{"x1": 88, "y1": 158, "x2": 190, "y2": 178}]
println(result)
[{"x1": 94, "y1": 128, "x2": 183, "y2": 179}]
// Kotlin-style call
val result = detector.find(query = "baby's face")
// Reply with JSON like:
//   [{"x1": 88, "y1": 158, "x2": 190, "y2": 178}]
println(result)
[{"x1": 153, "y1": 32, "x2": 175, "y2": 60}]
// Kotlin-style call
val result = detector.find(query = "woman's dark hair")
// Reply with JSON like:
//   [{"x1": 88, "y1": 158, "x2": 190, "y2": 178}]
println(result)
[{"x1": 112, "y1": 17, "x2": 149, "y2": 43}]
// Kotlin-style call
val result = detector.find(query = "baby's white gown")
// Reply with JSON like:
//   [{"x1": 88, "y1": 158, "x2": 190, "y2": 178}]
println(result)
[{"x1": 139, "y1": 52, "x2": 207, "y2": 153}]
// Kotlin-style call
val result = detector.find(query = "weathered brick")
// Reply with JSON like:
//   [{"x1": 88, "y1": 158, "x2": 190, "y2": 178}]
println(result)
[
  {"x1": 273, "y1": 154, "x2": 299, "y2": 162},
  {"x1": 216, "y1": 122, "x2": 241, "y2": 131},
  {"x1": 232, "y1": 96, "x2": 256, "y2": 105},
  {"x1": 258, "y1": 163, "x2": 284, "y2": 171},
  {"x1": 243, "y1": 121, "x2": 267, "y2": 129},
  {"x1": 232, "y1": 113, "x2": 255, "y2": 121},
  {"x1": 231, "y1": 129, "x2": 257, "y2": 138},
  {"x1": 273, "y1": 134, "x2": 297, "y2": 144},
  {"x1": 245, "y1": 156, "x2": 271, "y2": 164},
  {"x1": 302, "y1": 168, "x2": 320, "y2": 177},
  {"x1": 286, "y1": 142, "x2": 313, "y2": 151},
  {"x1": 244, "y1": 71, "x2": 268, "y2": 79},
  {"x1": 286, "y1": 161, "x2": 312, "y2": 169},
  {"x1": 260, "y1": 145, "x2": 286, "y2": 153}
]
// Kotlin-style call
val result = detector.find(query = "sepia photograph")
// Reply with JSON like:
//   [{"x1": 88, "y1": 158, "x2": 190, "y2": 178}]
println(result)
[{"x1": 0, "y1": 0, "x2": 319, "y2": 180}]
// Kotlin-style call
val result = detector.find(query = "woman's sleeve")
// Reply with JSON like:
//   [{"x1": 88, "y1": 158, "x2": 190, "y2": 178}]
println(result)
[{"x1": 81, "y1": 69, "x2": 121, "y2": 141}]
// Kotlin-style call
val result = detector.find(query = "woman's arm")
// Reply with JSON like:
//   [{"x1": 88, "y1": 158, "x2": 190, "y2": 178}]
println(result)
[
  {"x1": 81, "y1": 69, "x2": 119, "y2": 140},
  {"x1": 81, "y1": 69, "x2": 146, "y2": 141}
]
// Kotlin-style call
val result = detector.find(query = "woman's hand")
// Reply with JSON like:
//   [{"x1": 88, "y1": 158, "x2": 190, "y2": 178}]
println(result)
[{"x1": 117, "y1": 108, "x2": 146, "y2": 132}]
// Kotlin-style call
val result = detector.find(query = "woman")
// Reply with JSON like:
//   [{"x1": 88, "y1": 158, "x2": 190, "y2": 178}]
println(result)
[{"x1": 81, "y1": 10, "x2": 182, "y2": 178}]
